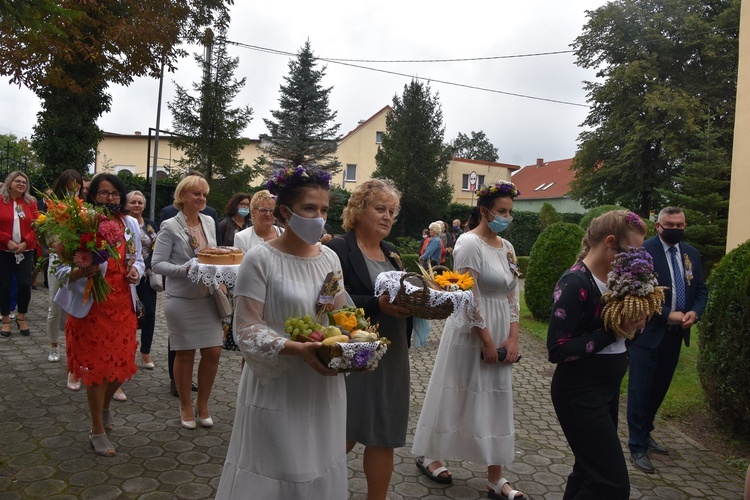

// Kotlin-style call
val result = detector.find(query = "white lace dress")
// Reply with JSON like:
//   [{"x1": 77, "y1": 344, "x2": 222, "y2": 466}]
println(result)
[
  {"x1": 412, "y1": 233, "x2": 521, "y2": 466},
  {"x1": 216, "y1": 243, "x2": 348, "y2": 499}
]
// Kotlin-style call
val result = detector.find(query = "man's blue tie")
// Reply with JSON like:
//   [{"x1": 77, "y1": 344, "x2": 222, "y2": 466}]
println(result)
[{"x1": 669, "y1": 246, "x2": 686, "y2": 312}]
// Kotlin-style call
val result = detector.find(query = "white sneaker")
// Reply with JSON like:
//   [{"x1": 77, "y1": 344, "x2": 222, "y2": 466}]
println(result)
[
  {"x1": 9, "y1": 311, "x2": 16, "y2": 320},
  {"x1": 48, "y1": 347, "x2": 60, "y2": 362}
]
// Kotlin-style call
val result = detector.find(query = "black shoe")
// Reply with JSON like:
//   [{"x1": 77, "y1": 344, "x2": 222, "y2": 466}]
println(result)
[
  {"x1": 191, "y1": 382, "x2": 198, "y2": 392},
  {"x1": 631, "y1": 452, "x2": 655, "y2": 474},
  {"x1": 170, "y1": 380, "x2": 179, "y2": 397},
  {"x1": 647, "y1": 437, "x2": 669, "y2": 455}
]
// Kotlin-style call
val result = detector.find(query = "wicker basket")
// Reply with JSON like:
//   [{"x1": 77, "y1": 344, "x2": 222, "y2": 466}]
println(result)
[
  {"x1": 392, "y1": 272, "x2": 455, "y2": 320},
  {"x1": 296, "y1": 335, "x2": 391, "y2": 373}
]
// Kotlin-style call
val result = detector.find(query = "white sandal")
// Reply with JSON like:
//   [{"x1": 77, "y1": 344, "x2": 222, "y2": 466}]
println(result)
[{"x1": 487, "y1": 478, "x2": 525, "y2": 500}]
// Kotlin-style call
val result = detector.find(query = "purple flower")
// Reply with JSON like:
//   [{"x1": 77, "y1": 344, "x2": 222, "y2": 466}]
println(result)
[
  {"x1": 579, "y1": 288, "x2": 588, "y2": 301},
  {"x1": 553, "y1": 285, "x2": 562, "y2": 303},
  {"x1": 571, "y1": 264, "x2": 582, "y2": 272},
  {"x1": 585, "y1": 341, "x2": 595, "y2": 353},
  {"x1": 554, "y1": 308, "x2": 567, "y2": 320},
  {"x1": 91, "y1": 249, "x2": 110, "y2": 265},
  {"x1": 351, "y1": 349, "x2": 373, "y2": 369}
]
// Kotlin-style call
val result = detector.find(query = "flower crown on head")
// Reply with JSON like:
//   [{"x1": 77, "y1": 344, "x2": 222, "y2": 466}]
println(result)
[
  {"x1": 475, "y1": 180, "x2": 520, "y2": 199},
  {"x1": 624, "y1": 211, "x2": 643, "y2": 228},
  {"x1": 266, "y1": 165, "x2": 332, "y2": 195}
]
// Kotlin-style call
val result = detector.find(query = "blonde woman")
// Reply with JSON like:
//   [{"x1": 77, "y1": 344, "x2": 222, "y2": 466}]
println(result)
[
  {"x1": 418, "y1": 221, "x2": 443, "y2": 268},
  {"x1": 234, "y1": 190, "x2": 283, "y2": 254},
  {"x1": 152, "y1": 175, "x2": 222, "y2": 429}
]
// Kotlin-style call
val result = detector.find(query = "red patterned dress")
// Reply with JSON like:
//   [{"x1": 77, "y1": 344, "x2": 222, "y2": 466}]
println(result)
[{"x1": 66, "y1": 221, "x2": 138, "y2": 386}]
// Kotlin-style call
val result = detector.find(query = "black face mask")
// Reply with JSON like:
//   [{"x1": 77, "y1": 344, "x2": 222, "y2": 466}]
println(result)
[
  {"x1": 660, "y1": 228, "x2": 685, "y2": 245},
  {"x1": 94, "y1": 201, "x2": 122, "y2": 215}
]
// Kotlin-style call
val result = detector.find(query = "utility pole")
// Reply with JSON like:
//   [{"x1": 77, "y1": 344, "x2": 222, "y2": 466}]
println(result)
[{"x1": 149, "y1": 54, "x2": 166, "y2": 221}]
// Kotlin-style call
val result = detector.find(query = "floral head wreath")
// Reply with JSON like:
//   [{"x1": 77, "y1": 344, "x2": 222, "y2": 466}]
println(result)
[
  {"x1": 265, "y1": 165, "x2": 333, "y2": 196},
  {"x1": 475, "y1": 180, "x2": 520, "y2": 199},
  {"x1": 624, "y1": 211, "x2": 644, "y2": 228}
]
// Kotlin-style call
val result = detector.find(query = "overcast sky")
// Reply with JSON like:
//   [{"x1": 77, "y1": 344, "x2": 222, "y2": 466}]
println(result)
[{"x1": 0, "y1": 0, "x2": 608, "y2": 168}]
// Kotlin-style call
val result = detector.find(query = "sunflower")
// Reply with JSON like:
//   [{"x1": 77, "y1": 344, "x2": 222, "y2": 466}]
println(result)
[{"x1": 434, "y1": 270, "x2": 474, "y2": 291}]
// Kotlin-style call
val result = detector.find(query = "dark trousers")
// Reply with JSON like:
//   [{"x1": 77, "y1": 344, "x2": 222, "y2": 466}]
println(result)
[
  {"x1": 0, "y1": 251, "x2": 34, "y2": 315},
  {"x1": 551, "y1": 353, "x2": 630, "y2": 500},
  {"x1": 627, "y1": 331, "x2": 682, "y2": 453},
  {"x1": 135, "y1": 277, "x2": 157, "y2": 354}
]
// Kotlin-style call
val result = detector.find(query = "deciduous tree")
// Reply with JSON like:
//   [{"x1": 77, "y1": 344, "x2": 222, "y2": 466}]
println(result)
[
  {"x1": 569, "y1": 0, "x2": 739, "y2": 217},
  {"x1": 451, "y1": 130, "x2": 498, "y2": 162},
  {"x1": 374, "y1": 80, "x2": 453, "y2": 237},
  {"x1": 260, "y1": 41, "x2": 341, "y2": 174}
]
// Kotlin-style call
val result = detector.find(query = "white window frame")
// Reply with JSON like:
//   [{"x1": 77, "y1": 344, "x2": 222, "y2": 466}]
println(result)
[
  {"x1": 461, "y1": 173, "x2": 485, "y2": 191},
  {"x1": 345, "y1": 164, "x2": 357, "y2": 182},
  {"x1": 375, "y1": 131, "x2": 384, "y2": 144}
]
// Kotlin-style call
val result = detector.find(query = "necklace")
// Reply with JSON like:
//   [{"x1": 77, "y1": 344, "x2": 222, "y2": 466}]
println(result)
[{"x1": 358, "y1": 240, "x2": 385, "y2": 261}]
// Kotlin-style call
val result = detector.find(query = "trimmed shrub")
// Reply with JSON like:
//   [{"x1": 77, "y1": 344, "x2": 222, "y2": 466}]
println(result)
[
  {"x1": 516, "y1": 256, "x2": 530, "y2": 277},
  {"x1": 525, "y1": 222, "x2": 585, "y2": 321},
  {"x1": 401, "y1": 253, "x2": 420, "y2": 273},
  {"x1": 538, "y1": 202, "x2": 561, "y2": 230},
  {"x1": 579, "y1": 204, "x2": 623, "y2": 230},
  {"x1": 697, "y1": 240, "x2": 750, "y2": 435}
]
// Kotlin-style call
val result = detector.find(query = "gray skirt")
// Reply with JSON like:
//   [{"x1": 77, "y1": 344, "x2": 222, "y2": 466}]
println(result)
[{"x1": 164, "y1": 294, "x2": 223, "y2": 350}]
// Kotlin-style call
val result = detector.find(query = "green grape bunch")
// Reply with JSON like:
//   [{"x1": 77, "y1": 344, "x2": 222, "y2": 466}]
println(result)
[{"x1": 284, "y1": 315, "x2": 324, "y2": 340}]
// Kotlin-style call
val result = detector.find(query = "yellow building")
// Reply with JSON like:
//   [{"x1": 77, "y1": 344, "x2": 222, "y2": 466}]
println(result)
[
  {"x1": 95, "y1": 131, "x2": 263, "y2": 180},
  {"x1": 96, "y1": 106, "x2": 520, "y2": 204},
  {"x1": 727, "y1": 0, "x2": 750, "y2": 251},
  {"x1": 335, "y1": 106, "x2": 519, "y2": 203}
]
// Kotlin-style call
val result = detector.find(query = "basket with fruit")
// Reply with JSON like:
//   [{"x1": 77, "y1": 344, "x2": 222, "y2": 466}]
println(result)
[{"x1": 285, "y1": 306, "x2": 390, "y2": 373}]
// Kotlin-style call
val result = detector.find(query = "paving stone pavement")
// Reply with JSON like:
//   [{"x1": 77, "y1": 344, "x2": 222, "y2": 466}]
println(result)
[{"x1": 0, "y1": 287, "x2": 745, "y2": 499}]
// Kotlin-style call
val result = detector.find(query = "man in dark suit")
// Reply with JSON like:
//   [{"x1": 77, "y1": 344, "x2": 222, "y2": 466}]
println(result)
[
  {"x1": 157, "y1": 172, "x2": 220, "y2": 397},
  {"x1": 627, "y1": 206, "x2": 708, "y2": 473}
]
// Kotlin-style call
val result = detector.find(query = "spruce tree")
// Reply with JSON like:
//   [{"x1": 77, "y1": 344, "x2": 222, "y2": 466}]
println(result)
[
  {"x1": 168, "y1": 28, "x2": 254, "y2": 209},
  {"x1": 658, "y1": 128, "x2": 730, "y2": 274},
  {"x1": 260, "y1": 41, "x2": 341, "y2": 174},
  {"x1": 374, "y1": 80, "x2": 453, "y2": 237}
]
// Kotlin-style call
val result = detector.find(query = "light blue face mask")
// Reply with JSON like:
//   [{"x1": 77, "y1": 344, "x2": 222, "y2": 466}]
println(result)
[
  {"x1": 486, "y1": 211, "x2": 513, "y2": 233},
  {"x1": 237, "y1": 208, "x2": 250, "y2": 217}
]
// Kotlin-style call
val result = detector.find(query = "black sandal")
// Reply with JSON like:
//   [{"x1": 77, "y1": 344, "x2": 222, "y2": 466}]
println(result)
[
  {"x1": 15, "y1": 318, "x2": 30, "y2": 336},
  {"x1": 1, "y1": 320, "x2": 10, "y2": 337},
  {"x1": 416, "y1": 456, "x2": 452, "y2": 484}
]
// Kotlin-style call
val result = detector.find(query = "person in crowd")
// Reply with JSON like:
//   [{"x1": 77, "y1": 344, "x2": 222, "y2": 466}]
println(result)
[
  {"x1": 234, "y1": 190, "x2": 283, "y2": 253},
  {"x1": 126, "y1": 191, "x2": 159, "y2": 369},
  {"x1": 216, "y1": 165, "x2": 348, "y2": 499},
  {"x1": 81, "y1": 177, "x2": 91, "y2": 199},
  {"x1": 438, "y1": 220, "x2": 452, "y2": 265},
  {"x1": 55, "y1": 173, "x2": 143, "y2": 456},
  {"x1": 627, "y1": 206, "x2": 708, "y2": 474},
  {"x1": 547, "y1": 210, "x2": 648, "y2": 499},
  {"x1": 419, "y1": 228, "x2": 430, "y2": 256},
  {"x1": 44, "y1": 170, "x2": 82, "y2": 390},
  {"x1": 157, "y1": 172, "x2": 218, "y2": 397},
  {"x1": 326, "y1": 179, "x2": 412, "y2": 500},
  {"x1": 1, "y1": 171, "x2": 38, "y2": 338},
  {"x1": 451, "y1": 218, "x2": 464, "y2": 242},
  {"x1": 218, "y1": 192, "x2": 251, "y2": 247},
  {"x1": 418, "y1": 222, "x2": 443, "y2": 268},
  {"x1": 152, "y1": 175, "x2": 222, "y2": 429},
  {"x1": 412, "y1": 181, "x2": 525, "y2": 500}
]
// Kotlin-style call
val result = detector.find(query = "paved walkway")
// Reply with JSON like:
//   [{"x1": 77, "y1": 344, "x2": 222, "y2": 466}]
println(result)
[{"x1": 0, "y1": 287, "x2": 745, "y2": 499}]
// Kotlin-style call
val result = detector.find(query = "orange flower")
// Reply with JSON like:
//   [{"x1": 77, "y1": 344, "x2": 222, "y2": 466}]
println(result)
[{"x1": 332, "y1": 311, "x2": 358, "y2": 332}]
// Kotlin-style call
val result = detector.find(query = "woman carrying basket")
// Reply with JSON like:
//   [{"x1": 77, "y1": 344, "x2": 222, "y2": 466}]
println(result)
[{"x1": 412, "y1": 181, "x2": 525, "y2": 500}]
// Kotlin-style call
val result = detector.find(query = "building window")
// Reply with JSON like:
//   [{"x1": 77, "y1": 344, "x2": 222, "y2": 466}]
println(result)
[
  {"x1": 375, "y1": 131, "x2": 384, "y2": 144},
  {"x1": 461, "y1": 174, "x2": 485, "y2": 191},
  {"x1": 345, "y1": 164, "x2": 357, "y2": 182},
  {"x1": 114, "y1": 165, "x2": 135, "y2": 174}
]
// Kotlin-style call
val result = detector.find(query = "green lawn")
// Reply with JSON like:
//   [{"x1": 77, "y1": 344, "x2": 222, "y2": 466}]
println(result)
[{"x1": 519, "y1": 290, "x2": 706, "y2": 420}]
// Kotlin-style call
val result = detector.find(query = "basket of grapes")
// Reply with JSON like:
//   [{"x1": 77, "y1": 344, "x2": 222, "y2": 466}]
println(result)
[{"x1": 284, "y1": 307, "x2": 390, "y2": 372}]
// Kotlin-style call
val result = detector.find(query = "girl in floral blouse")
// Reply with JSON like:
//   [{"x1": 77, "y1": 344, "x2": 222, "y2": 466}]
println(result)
[{"x1": 547, "y1": 210, "x2": 647, "y2": 500}]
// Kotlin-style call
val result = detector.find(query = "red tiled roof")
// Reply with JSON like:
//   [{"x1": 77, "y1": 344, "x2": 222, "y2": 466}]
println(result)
[
  {"x1": 338, "y1": 105, "x2": 393, "y2": 144},
  {"x1": 511, "y1": 158, "x2": 576, "y2": 199}
]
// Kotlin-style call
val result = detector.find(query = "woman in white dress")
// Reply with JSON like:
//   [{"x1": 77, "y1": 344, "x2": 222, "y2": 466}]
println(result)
[
  {"x1": 216, "y1": 165, "x2": 349, "y2": 499},
  {"x1": 412, "y1": 180, "x2": 526, "y2": 500}
]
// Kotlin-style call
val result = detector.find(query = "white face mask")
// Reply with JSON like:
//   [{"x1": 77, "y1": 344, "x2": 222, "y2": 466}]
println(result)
[{"x1": 286, "y1": 210, "x2": 325, "y2": 246}]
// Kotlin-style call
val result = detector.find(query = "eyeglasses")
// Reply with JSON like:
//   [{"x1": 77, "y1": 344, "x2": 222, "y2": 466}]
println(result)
[
  {"x1": 255, "y1": 207, "x2": 274, "y2": 215},
  {"x1": 97, "y1": 190, "x2": 121, "y2": 199},
  {"x1": 238, "y1": 202, "x2": 251, "y2": 208},
  {"x1": 13, "y1": 179, "x2": 27, "y2": 185}
]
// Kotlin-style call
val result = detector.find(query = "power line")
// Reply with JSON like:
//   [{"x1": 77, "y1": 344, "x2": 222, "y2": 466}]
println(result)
[{"x1": 225, "y1": 40, "x2": 590, "y2": 108}]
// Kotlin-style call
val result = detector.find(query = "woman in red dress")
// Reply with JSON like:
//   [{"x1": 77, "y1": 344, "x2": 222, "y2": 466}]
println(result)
[{"x1": 58, "y1": 174, "x2": 144, "y2": 456}]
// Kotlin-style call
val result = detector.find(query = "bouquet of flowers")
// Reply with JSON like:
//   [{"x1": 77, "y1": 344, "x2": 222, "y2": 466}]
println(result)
[
  {"x1": 34, "y1": 195, "x2": 124, "y2": 304},
  {"x1": 601, "y1": 247, "x2": 668, "y2": 340},
  {"x1": 285, "y1": 306, "x2": 390, "y2": 372}
]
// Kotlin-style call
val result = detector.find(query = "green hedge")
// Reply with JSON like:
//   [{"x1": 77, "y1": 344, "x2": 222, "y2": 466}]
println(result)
[
  {"x1": 524, "y1": 222, "x2": 585, "y2": 321},
  {"x1": 506, "y1": 210, "x2": 583, "y2": 257},
  {"x1": 401, "y1": 253, "x2": 421, "y2": 273},
  {"x1": 697, "y1": 240, "x2": 750, "y2": 435}
]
